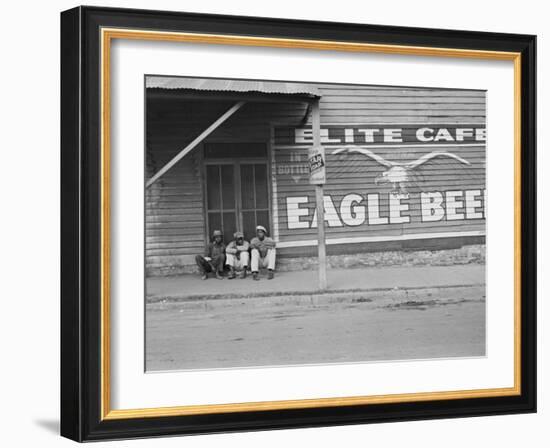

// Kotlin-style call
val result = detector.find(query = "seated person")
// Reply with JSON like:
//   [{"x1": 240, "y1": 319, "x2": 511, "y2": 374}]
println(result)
[
  {"x1": 195, "y1": 230, "x2": 226, "y2": 280},
  {"x1": 225, "y1": 231, "x2": 250, "y2": 279},
  {"x1": 250, "y1": 225, "x2": 276, "y2": 280}
]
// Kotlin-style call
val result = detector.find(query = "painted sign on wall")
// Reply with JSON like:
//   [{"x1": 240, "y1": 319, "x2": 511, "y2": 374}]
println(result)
[
  {"x1": 285, "y1": 190, "x2": 486, "y2": 230},
  {"x1": 274, "y1": 124, "x2": 486, "y2": 146},
  {"x1": 273, "y1": 123, "x2": 486, "y2": 246}
]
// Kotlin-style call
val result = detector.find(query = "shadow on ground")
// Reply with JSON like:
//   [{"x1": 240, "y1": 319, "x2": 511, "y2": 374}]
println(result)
[{"x1": 33, "y1": 419, "x2": 59, "y2": 435}]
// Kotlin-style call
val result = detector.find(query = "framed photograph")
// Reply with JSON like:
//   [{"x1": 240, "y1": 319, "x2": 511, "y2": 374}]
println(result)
[{"x1": 60, "y1": 6, "x2": 536, "y2": 441}]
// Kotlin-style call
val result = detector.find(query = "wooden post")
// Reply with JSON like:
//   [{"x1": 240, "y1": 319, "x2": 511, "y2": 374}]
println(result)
[{"x1": 312, "y1": 100, "x2": 327, "y2": 290}]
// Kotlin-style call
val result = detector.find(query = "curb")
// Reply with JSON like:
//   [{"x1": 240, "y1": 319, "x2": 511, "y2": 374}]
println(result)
[{"x1": 146, "y1": 283, "x2": 486, "y2": 306}]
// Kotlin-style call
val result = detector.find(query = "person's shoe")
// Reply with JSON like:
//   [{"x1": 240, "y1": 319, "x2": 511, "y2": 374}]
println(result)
[
  {"x1": 252, "y1": 272, "x2": 260, "y2": 281},
  {"x1": 267, "y1": 270, "x2": 274, "y2": 280},
  {"x1": 228, "y1": 268, "x2": 236, "y2": 279},
  {"x1": 240, "y1": 269, "x2": 247, "y2": 279},
  {"x1": 216, "y1": 272, "x2": 224, "y2": 280},
  {"x1": 201, "y1": 274, "x2": 208, "y2": 280}
]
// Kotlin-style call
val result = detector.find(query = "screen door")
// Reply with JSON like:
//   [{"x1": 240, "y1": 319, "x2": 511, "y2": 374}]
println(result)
[{"x1": 204, "y1": 144, "x2": 270, "y2": 243}]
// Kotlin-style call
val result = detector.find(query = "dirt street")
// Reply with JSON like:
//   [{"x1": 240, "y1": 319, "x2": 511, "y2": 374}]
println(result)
[{"x1": 145, "y1": 286, "x2": 485, "y2": 371}]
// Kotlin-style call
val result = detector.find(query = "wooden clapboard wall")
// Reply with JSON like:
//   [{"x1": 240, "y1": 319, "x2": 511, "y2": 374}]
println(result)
[
  {"x1": 145, "y1": 98, "x2": 308, "y2": 274},
  {"x1": 271, "y1": 84, "x2": 486, "y2": 251},
  {"x1": 146, "y1": 84, "x2": 486, "y2": 275}
]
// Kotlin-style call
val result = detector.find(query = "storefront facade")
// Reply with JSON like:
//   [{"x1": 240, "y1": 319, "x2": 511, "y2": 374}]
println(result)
[{"x1": 146, "y1": 81, "x2": 486, "y2": 276}]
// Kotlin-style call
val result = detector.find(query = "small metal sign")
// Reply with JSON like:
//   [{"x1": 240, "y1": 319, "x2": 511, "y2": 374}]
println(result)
[{"x1": 308, "y1": 145, "x2": 326, "y2": 185}]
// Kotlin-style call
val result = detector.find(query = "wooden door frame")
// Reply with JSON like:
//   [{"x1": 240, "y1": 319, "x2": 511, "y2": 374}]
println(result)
[
  {"x1": 202, "y1": 159, "x2": 238, "y2": 243},
  {"x1": 201, "y1": 144, "x2": 271, "y2": 243},
  {"x1": 238, "y1": 160, "x2": 272, "y2": 241}
]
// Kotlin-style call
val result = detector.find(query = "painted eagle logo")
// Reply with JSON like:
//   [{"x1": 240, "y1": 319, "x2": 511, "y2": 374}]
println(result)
[{"x1": 332, "y1": 145, "x2": 471, "y2": 194}]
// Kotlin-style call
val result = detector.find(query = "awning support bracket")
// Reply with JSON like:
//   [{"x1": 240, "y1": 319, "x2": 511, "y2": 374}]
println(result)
[{"x1": 146, "y1": 101, "x2": 246, "y2": 188}]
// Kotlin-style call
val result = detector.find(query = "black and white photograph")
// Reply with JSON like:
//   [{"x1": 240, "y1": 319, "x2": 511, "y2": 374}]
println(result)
[{"x1": 144, "y1": 76, "x2": 487, "y2": 372}]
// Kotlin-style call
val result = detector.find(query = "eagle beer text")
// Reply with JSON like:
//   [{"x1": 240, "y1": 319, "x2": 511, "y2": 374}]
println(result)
[{"x1": 286, "y1": 189, "x2": 486, "y2": 230}]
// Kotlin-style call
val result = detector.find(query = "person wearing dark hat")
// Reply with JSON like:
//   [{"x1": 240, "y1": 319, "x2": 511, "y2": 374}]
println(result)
[
  {"x1": 225, "y1": 231, "x2": 250, "y2": 279},
  {"x1": 195, "y1": 229, "x2": 226, "y2": 280},
  {"x1": 250, "y1": 225, "x2": 276, "y2": 280}
]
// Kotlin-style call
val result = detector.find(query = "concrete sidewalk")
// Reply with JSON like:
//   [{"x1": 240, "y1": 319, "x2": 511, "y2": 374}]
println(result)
[{"x1": 146, "y1": 264, "x2": 485, "y2": 301}]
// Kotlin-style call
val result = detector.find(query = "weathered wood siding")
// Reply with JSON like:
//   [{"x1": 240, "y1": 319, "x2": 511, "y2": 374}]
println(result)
[
  {"x1": 145, "y1": 98, "x2": 307, "y2": 275},
  {"x1": 271, "y1": 84, "x2": 486, "y2": 250},
  {"x1": 146, "y1": 84, "x2": 486, "y2": 275}
]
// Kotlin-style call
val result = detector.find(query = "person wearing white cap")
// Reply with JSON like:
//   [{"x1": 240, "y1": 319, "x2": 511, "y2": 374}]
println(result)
[
  {"x1": 225, "y1": 231, "x2": 250, "y2": 279},
  {"x1": 250, "y1": 225, "x2": 276, "y2": 280}
]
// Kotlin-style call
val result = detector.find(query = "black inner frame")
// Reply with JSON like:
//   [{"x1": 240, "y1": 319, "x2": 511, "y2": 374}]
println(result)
[{"x1": 60, "y1": 6, "x2": 536, "y2": 442}]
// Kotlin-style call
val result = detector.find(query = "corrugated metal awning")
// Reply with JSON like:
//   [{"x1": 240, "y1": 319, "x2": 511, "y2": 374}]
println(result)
[{"x1": 146, "y1": 77, "x2": 321, "y2": 98}]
